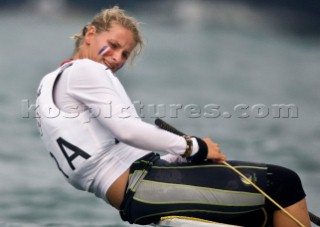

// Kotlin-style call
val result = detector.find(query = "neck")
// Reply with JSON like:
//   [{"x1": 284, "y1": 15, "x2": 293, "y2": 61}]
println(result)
[
  {"x1": 73, "y1": 47, "x2": 88, "y2": 60},
  {"x1": 72, "y1": 52, "x2": 81, "y2": 60}
]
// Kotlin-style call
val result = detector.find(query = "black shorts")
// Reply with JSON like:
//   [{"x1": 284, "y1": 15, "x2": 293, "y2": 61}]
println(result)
[{"x1": 120, "y1": 153, "x2": 306, "y2": 226}]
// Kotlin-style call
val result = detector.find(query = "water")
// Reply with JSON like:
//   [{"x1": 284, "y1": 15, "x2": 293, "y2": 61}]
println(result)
[{"x1": 0, "y1": 3, "x2": 319, "y2": 226}]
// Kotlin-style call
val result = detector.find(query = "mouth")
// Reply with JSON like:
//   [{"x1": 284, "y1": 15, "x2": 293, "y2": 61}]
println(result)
[{"x1": 103, "y1": 59, "x2": 114, "y2": 71}]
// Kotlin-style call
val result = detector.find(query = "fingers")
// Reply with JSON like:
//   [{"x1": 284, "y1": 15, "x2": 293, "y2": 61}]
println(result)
[{"x1": 203, "y1": 137, "x2": 226, "y2": 163}]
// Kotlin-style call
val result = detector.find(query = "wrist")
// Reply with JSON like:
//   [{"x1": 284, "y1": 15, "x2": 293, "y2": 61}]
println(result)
[
  {"x1": 189, "y1": 137, "x2": 208, "y2": 163},
  {"x1": 191, "y1": 137, "x2": 199, "y2": 156},
  {"x1": 181, "y1": 135, "x2": 193, "y2": 158}
]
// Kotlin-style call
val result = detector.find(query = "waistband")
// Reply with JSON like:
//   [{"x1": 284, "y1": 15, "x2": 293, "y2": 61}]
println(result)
[{"x1": 119, "y1": 152, "x2": 160, "y2": 223}]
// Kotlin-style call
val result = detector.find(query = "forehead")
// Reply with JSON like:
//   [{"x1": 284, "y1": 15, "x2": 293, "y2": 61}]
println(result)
[{"x1": 100, "y1": 23, "x2": 136, "y2": 51}]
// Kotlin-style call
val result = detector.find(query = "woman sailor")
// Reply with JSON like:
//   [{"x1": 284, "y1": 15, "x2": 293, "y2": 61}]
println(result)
[{"x1": 35, "y1": 6, "x2": 311, "y2": 227}]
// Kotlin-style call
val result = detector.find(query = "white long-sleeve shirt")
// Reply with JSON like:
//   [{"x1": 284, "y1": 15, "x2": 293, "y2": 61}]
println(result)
[{"x1": 36, "y1": 59, "x2": 197, "y2": 203}]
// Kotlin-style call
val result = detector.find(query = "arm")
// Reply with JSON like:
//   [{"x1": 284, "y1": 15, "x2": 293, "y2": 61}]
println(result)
[{"x1": 66, "y1": 60, "x2": 190, "y2": 156}]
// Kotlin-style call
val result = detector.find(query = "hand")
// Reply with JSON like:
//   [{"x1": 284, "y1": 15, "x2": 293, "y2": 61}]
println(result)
[{"x1": 202, "y1": 138, "x2": 226, "y2": 163}]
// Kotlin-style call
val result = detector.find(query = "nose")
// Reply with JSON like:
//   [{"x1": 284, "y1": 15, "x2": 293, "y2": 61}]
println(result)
[{"x1": 111, "y1": 50, "x2": 123, "y2": 65}]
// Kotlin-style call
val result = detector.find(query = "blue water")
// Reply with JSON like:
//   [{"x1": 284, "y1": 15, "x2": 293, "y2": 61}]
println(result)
[{"x1": 0, "y1": 2, "x2": 319, "y2": 226}]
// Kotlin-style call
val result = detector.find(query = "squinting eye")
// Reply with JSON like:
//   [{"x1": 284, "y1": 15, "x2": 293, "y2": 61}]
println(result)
[
  {"x1": 123, "y1": 53, "x2": 129, "y2": 59},
  {"x1": 109, "y1": 42, "x2": 117, "y2": 49}
]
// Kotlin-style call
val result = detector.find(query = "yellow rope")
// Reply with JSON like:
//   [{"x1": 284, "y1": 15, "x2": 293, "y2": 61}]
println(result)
[{"x1": 222, "y1": 161, "x2": 305, "y2": 227}]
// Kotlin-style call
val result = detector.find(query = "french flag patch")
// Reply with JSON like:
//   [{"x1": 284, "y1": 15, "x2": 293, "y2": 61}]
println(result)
[{"x1": 98, "y1": 46, "x2": 111, "y2": 56}]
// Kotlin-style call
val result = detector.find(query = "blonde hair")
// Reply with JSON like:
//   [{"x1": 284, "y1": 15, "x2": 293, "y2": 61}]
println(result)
[{"x1": 72, "y1": 6, "x2": 144, "y2": 64}]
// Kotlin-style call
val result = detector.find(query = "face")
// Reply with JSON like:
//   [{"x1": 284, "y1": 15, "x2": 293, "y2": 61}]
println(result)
[{"x1": 83, "y1": 23, "x2": 136, "y2": 72}]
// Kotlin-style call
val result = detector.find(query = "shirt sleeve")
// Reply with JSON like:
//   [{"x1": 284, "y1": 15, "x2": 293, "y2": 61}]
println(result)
[
  {"x1": 66, "y1": 60, "x2": 197, "y2": 157},
  {"x1": 161, "y1": 154, "x2": 188, "y2": 163}
]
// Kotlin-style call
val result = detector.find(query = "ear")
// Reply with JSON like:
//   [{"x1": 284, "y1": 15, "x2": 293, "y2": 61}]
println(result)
[{"x1": 84, "y1": 25, "x2": 96, "y2": 45}]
